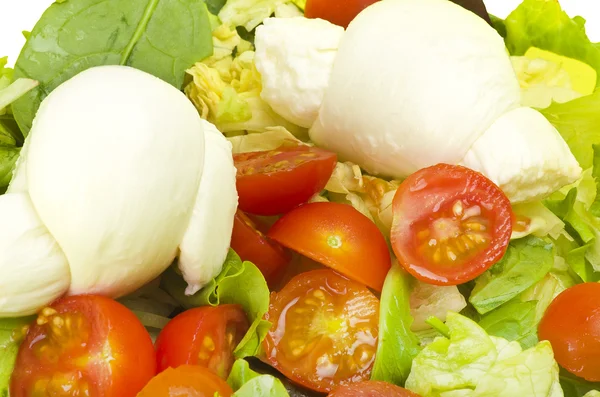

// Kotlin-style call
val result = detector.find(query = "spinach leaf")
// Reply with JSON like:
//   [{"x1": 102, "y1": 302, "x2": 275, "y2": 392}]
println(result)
[
  {"x1": 12, "y1": 0, "x2": 213, "y2": 135},
  {"x1": 163, "y1": 249, "x2": 271, "y2": 359},
  {"x1": 469, "y1": 236, "x2": 554, "y2": 314},
  {"x1": 478, "y1": 300, "x2": 538, "y2": 349},
  {"x1": 371, "y1": 264, "x2": 421, "y2": 386}
]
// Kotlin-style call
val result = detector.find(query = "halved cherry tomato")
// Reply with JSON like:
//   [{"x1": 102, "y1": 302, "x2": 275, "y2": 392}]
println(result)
[
  {"x1": 539, "y1": 282, "x2": 600, "y2": 382},
  {"x1": 10, "y1": 295, "x2": 156, "y2": 397},
  {"x1": 305, "y1": 0, "x2": 379, "y2": 28},
  {"x1": 263, "y1": 269, "x2": 380, "y2": 393},
  {"x1": 328, "y1": 381, "x2": 422, "y2": 396},
  {"x1": 234, "y1": 145, "x2": 337, "y2": 216},
  {"x1": 390, "y1": 164, "x2": 512, "y2": 286},
  {"x1": 268, "y1": 202, "x2": 391, "y2": 291},
  {"x1": 230, "y1": 210, "x2": 291, "y2": 284},
  {"x1": 137, "y1": 365, "x2": 233, "y2": 397},
  {"x1": 155, "y1": 305, "x2": 249, "y2": 379}
]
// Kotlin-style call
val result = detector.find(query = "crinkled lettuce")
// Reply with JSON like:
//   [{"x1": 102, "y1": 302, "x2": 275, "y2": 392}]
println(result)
[
  {"x1": 218, "y1": 0, "x2": 295, "y2": 31},
  {"x1": 1, "y1": 317, "x2": 33, "y2": 396},
  {"x1": 405, "y1": 312, "x2": 562, "y2": 397},
  {"x1": 503, "y1": 0, "x2": 600, "y2": 87},
  {"x1": 228, "y1": 359, "x2": 290, "y2": 396},
  {"x1": 163, "y1": 250, "x2": 271, "y2": 359},
  {"x1": 184, "y1": 23, "x2": 306, "y2": 138}
]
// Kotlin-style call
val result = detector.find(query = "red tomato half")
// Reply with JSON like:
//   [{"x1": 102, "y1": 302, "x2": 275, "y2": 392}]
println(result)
[
  {"x1": 234, "y1": 145, "x2": 337, "y2": 216},
  {"x1": 155, "y1": 305, "x2": 249, "y2": 379},
  {"x1": 263, "y1": 269, "x2": 380, "y2": 393},
  {"x1": 539, "y1": 282, "x2": 600, "y2": 382},
  {"x1": 391, "y1": 164, "x2": 512, "y2": 285},
  {"x1": 328, "y1": 381, "x2": 422, "y2": 396},
  {"x1": 268, "y1": 202, "x2": 391, "y2": 291},
  {"x1": 10, "y1": 295, "x2": 156, "y2": 397},
  {"x1": 230, "y1": 210, "x2": 291, "y2": 284},
  {"x1": 305, "y1": 0, "x2": 379, "y2": 27},
  {"x1": 138, "y1": 365, "x2": 233, "y2": 397}
]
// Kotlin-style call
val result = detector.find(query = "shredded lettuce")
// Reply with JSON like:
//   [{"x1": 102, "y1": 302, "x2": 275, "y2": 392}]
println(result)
[
  {"x1": 511, "y1": 201, "x2": 565, "y2": 240},
  {"x1": 371, "y1": 264, "x2": 421, "y2": 386},
  {"x1": 163, "y1": 249, "x2": 271, "y2": 359},
  {"x1": 405, "y1": 312, "x2": 562, "y2": 397},
  {"x1": 503, "y1": 0, "x2": 600, "y2": 87},
  {"x1": 469, "y1": 236, "x2": 555, "y2": 315},
  {"x1": 228, "y1": 359, "x2": 290, "y2": 396},
  {"x1": 1, "y1": 317, "x2": 33, "y2": 396},
  {"x1": 410, "y1": 281, "x2": 467, "y2": 332}
]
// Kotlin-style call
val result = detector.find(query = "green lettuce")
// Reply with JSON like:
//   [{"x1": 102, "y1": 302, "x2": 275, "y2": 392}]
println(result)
[
  {"x1": 1, "y1": 317, "x2": 33, "y2": 396},
  {"x1": 371, "y1": 264, "x2": 421, "y2": 386},
  {"x1": 469, "y1": 236, "x2": 554, "y2": 315},
  {"x1": 184, "y1": 23, "x2": 305, "y2": 138},
  {"x1": 163, "y1": 250, "x2": 271, "y2": 359},
  {"x1": 405, "y1": 312, "x2": 562, "y2": 397},
  {"x1": 503, "y1": 0, "x2": 600, "y2": 87},
  {"x1": 218, "y1": 0, "x2": 294, "y2": 31},
  {"x1": 227, "y1": 359, "x2": 289, "y2": 396},
  {"x1": 511, "y1": 201, "x2": 565, "y2": 240},
  {"x1": 478, "y1": 300, "x2": 538, "y2": 349},
  {"x1": 560, "y1": 368, "x2": 600, "y2": 397}
]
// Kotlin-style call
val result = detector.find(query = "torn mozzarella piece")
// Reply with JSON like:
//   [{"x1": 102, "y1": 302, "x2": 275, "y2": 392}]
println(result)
[
  {"x1": 0, "y1": 193, "x2": 70, "y2": 317},
  {"x1": 255, "y1": 17, "x2": 344, "y2": 128},
  {"x1": 179, "y1": 120, "x2": 238, "y2": 295},
  {"x1": 460, "y1": 107, "x2": 582, "y2": 203}
]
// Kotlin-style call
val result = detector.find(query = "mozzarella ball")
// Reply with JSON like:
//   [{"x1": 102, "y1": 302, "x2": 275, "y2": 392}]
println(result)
[
  {"x1": 255, "y1": 17, "x2": 344, "y2": 128},
  {"x1": 310, "y1": 0, "x2": 521, "y2": 178}
]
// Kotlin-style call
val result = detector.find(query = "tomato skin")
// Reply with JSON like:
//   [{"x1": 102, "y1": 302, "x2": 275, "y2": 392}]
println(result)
[
  {"x1": 328, "y1": 381, "x2": 422, "y2": 396},
  {"x1": 268, "y1": 202, "x2": 391, "y2": 291},
  {"x1": 539, "y1": 282, "x2": 600, "y2": 382},
  {"x1": 234, "y1": 145, "x2": 337, "y2": 216},
  {"x1": 230, "y1": 210, "x2": 291, "y2": 284},
  {"x1": 137, "y1": 365, "x2": 233, "y2": 397},
  {"x1": 305, "y1": 0, "x2": 379, "y2": 27},
  {"x1": 264, "y1": 269, "x2": 380, "y2": 393},
  {"x1": 391, "y1": 164, "x2": 513, "y2": 286},
  {"x1": 155, "y1": 305, "x2": 249, "y2": 379},
  {"x1": 10, "y1": 295, "x2": 156, "y2": 397}
]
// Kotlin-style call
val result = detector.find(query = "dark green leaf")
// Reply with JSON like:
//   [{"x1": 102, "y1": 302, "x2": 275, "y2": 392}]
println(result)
[
  {"x1": 478, "y1": 300, "x2": 538, "y2": 349},
  {"x1": 560, "y1": 368, "x2": 600, "y2": 397},
  {"x1": 205, "y1": 0, "x2": 228, "y2": 15},
  {"x1": 470, "y1": 236, "x2": 554, "y2": 314},
  {"x1": 12, "y1": 0, "x2": 213, "y2": 135},
  {"x1": 371, "y1": 265, "x2": 420, "y2": 385}
]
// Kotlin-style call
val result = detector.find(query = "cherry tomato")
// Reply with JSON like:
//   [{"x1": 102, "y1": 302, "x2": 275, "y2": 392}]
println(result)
[
  {"x1": 268, "y1": 202, "x2": 391, "y2": 291},
  {"x1": 155, "y1": 305, "x2": 249, "y2": 379},
  {"x1": 137, "y1": 365, "x2": 233, "y2": 397},
  {"x1": 390, "y1": 164, "x2": 512, "y2": 286},
  {"x1": 10, "y1": 295, "x2": 156, "y2": 397},
  {"x1": 305, "y1": 0, "x2": 379, "y2": 28},
  {"x1": 230, "y1": 210, "x2": 291, "y2": 284},
  {"x1": 234, "y1": 145, "x2": 337, "y2": 216},
  {"x1": 263, "y1": 269, "x2": 380, "y2": 393},
  {"x1": 539, "y1": 282, "x2": 600, "y2": 382},
  {"x1": 328, "y1": 381, "x2": 422, "y2": 396}
]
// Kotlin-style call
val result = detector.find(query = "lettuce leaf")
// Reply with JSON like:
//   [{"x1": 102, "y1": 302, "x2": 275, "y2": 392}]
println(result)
[
  {"x1": 228, "y1": 359, "x2": 290, "y2": 396},
  {"x1": 560, "y1": 369, "x2": 600, "y2": 397},
  {"x1": 162, "y1": 250, "x2": 271, "y2": 359},
  {"x1": 478, "y1": 300, "x2": 538, "y2": 349},
  {"x1": 1, "y1": 317, "x2": 33, "y2": 396},
  {"x1": 371, "y1": 264, "x2": 421, "y2": 386},
  {"x1": 405, "y1": 312, "x2": 562, "y2": 397},
  {"x1": 503, "y1": 0, "x2": 600, "y2": 87},
  {"x1": 218, "y1": 0, "x2": 293, "y2": 31},
  {"x1": 469, "y1": 236, "x2": 554, "y2": 315}
]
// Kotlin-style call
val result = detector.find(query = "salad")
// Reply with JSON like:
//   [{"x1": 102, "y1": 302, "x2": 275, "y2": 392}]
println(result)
[{"x1": 1, "y1": 0, "x2": 600, "y2": 396}]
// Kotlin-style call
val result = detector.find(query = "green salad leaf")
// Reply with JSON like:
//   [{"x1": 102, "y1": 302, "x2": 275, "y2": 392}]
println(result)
[
  {"x1": 1, "y1": 317, "x2": 33, "y2": 396},
  {"x1": 560, "y1": 369, "x2": 600, "y2": 397},
  {"x1": 218, "y1": 0, "x2": 292, "y2": 31},
  {"x1": 478, "y1": 300, "x2": 538, "y2": 349},
  {"x1": 405, "y1": 312, "x2": 562, "y2": 397},
  {"x1": 228, "y1": 359, "x2": 290, "y2": 397},
  {"x1": 163, "y1": 250, "x2": 271, "y2": 359},
  {"x1": 503, "y1": 0, "x2": 600, "y2": 87},
  {"x1": 371, "y1": 264, "x2": 421, "y2": 386},
  {"x1": 540, "y1": 91, "x2": 600, "y2": 170},
  {"x1": 12, "y1": 0, "x2": 214, "y2": 135},
  {"x1": 470, "y1": 236, "x2": 554, "y2": 315}
]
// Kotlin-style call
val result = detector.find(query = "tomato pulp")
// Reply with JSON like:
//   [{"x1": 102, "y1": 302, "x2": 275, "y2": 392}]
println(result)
[
  {"x1": 10, "y1": 295, "x2": 156, "y2": 397},
  {"x1": 391, "y1": 164, "x2": 513, "y2": 285},
  {"x1": 263, "y1": 269, "x2": 380, "y2": 393}
]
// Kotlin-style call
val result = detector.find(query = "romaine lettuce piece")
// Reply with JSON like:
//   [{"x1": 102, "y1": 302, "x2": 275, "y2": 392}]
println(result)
[
  {"x1": 228, "y1": 359, "x2": 290, "y2": 396},
  {"x1": 162, "y1": 250, "x2": 271, "y2": 359},
  {"x1": 405, "y1": 312, "x2": 562, "y2": 397},
  {"x1": 478, "y1": 300, "x2": 538, "y2": 349},
  {"x1": 469, "y1": 236, "x2": 554, "y2": 315}
]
